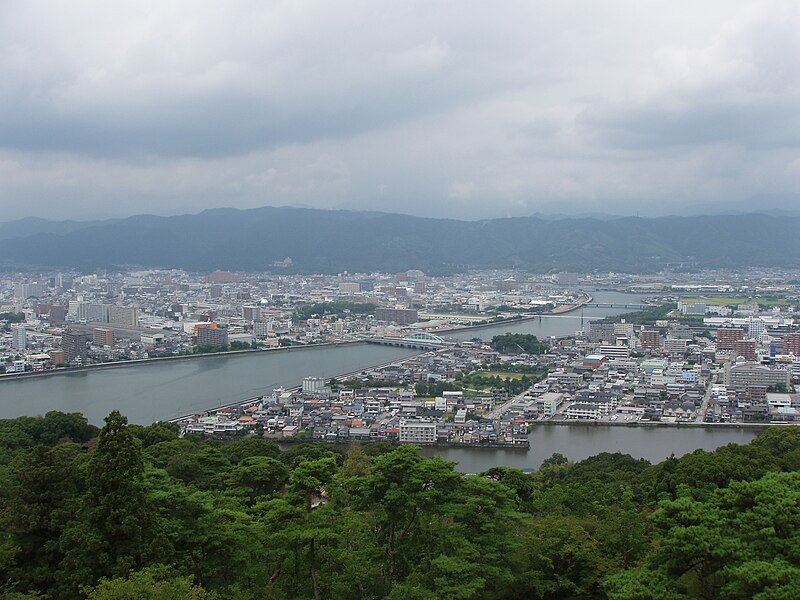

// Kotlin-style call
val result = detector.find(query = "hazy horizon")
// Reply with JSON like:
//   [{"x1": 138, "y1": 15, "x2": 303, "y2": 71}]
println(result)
[
  {"x1": 3, "y1": 200, "x2": 800, "y2": 226},
  {"x1": 1, "y1": 1, "x2": 799, "y2": 221}
]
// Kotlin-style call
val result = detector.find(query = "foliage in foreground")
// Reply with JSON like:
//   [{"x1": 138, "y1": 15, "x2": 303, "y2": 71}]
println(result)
[{"x1": 1, "y1": 412, "x2": 800, "y2": 599}]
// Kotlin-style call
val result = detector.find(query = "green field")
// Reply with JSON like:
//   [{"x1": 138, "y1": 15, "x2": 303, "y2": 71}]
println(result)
[
  {"x1": 681, "y1": 297, "x2": 791, "y2": 307},
  {"x1": 482, "y1": 371, "x2": 525, "y2": 380}
]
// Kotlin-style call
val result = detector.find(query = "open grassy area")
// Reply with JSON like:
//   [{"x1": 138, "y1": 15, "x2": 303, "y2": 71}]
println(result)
[
  {"x1": 481, "y1": 371, "x2": 525, "y2": 380},
  {"x1": 681, "y1": 297, "x2": 792, "y2": 307}
]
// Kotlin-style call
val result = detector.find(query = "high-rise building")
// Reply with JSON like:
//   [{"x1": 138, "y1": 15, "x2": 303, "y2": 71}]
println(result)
[
  {"x1": 11, "y1": 325, "x2": 26, "y2": 351},
  {"x1": 77, "y1": 303, "x2": 110, "y2": 323},
  {"x1": 748, "y1": 318, "x2": 767, "y2": 343},
  {"x1": 588, "y1": 320, "x2": 616, "y2": 343},
  {"x1": 784, "y1": 333, "x2": 800, "y2": 357},
  {"x1": 62, "y1": 331, "x2": 91, "y2": 363},
  {"x1": 375, "y1": 308, "x2": 419, "y2": 325},
  {"x1": 302, "y1": 376, "x2": 326, "y2": 393},
  {"x1": 716, "y1": 328, "x2": 745, "y2": 350},
  {"x1": 55, "y1": 274, "x2": 73, "y2": 289},
  {"x1": 13, "y1": 282, "x2": 46, "y2": 299},
  {"x1": 108, "y1": 305, "x2": 139, "y2": 327},
  {"x1": 734, "y1": 339, "x2": 757, "y2": 361},
  {"x1": 338, "y1": 282, "x2": 361, "y2": 294},
  {"x1": 196, "y1": 325, "x2": 229, "y2": 348},
  {"x1": 724, "y1": 363, "x2": 790, "y2": 392},
  {"x1": 243, "y1": 306, "x2": 261, "y2": 321},
  {"x1": 48, "y1": 306, "x2": 67, "y2": 323},
  {"x1": 92, "y1": 328, "x2": 115, "y2": 347},
  {"x1": 639, "y1": 330, "x2": 662, "y2": 352}
]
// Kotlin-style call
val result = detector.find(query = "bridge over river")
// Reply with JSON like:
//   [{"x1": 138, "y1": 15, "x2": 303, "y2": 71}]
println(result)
[{"x1": 581, "y1": 303, "x2": 650, "y2": 309}]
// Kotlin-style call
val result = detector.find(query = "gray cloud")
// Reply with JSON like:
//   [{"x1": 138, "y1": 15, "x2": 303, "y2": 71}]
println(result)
[{"x1": 0, "y1": 0, "x2": 798, "y2": 220}]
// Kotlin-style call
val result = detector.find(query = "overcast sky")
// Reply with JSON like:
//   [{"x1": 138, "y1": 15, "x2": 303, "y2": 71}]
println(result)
[{"x1": 1, "y1": 0, "x2": 799, "y2": 221}]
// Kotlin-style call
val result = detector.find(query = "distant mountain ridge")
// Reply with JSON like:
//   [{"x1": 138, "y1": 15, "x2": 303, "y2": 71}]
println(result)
[{"x1": 1, "y1": 206, "x2": 798, "y2": 274}]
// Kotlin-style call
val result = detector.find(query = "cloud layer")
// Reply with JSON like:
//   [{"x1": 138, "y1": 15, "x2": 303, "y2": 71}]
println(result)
[{"x1": 1, "y1": 0, "x2": 799, "y2": 220}]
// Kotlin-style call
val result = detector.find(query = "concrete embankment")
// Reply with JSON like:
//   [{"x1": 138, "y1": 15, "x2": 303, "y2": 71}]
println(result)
[
  {"x1": 0, "y1": 341, "x2": 363, "y2": 382},
  {"x1": 544, "y1": 294, "x2": 593, "y2": 315},
  {"x1": 531, "y1": 420, "x2": 775, "y2": 431}
]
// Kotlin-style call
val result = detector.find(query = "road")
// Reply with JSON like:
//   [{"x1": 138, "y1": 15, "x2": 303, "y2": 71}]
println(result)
[
  {"x1": 489, "y1": 389, "x2": 530, "y2": 420},
  {"x1": 696, "y1": 380, "x2": 714, "y2": 423}
]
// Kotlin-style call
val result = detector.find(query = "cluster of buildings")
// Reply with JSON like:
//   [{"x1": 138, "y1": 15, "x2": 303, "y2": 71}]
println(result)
[
  {"x1": 179, "y1": 347, "x2": 532, "y2": 447},
  {"x1": 3, "y1": 268, "x2": 800, "y2": 431},
  {"x1": 177, "y1": 302, "x2": 800, "y2": 447},
  {"x1": 0, "y1": 268, "x2": 591, "y2": 374}
]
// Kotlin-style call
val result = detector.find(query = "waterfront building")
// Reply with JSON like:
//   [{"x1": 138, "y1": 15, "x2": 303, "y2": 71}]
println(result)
[
  {"x1": 588, "y1": 320, "x2": 615, "y2": 343},
  {"x1": 375, "y1": 308, "x2": 419, "y2": 325},
  {"x1": 399, "y1": 419, "x2": 437, "y2": 444},
  {"x1": 61, "y1": 331, "x2": 91, "y2": 363},
  {"x1": 196, "y1": 325, "x2": 229, "y2": 348},
  {"x1": 724, "y1": 363, "x2": 791, "y2": 392},
  {"x1": 92, "y1": 328, "x2": 114, "y2": 347},
  {"x1": 565, "y1": 403, "x2": 605, "y2": 420},
  {"x1": 537, "y1": 392, "x2": 564, "y2": 416},
  {"x1": 303, "y1": 376, "x2": 326, "y2": 394},
  {"x1": 11, "y1": 325, "x2": 26, "y2": 351}
]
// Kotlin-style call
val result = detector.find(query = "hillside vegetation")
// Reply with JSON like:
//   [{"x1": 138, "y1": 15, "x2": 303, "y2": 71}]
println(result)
[
  {"x1": 2, "y1": 207, "x2": 800, "y2": 274},
  {"x1": 1, "y1": 411, "x2": 799, "y2": 599}
]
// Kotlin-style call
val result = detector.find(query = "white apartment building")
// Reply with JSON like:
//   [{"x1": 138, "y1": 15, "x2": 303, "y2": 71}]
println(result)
[{"x1": 399, "y1": 419, "x2": 437, "y2": 444}]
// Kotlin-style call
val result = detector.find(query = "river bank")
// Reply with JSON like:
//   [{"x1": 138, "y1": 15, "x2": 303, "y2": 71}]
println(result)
[
  {"x1": 168, "y1": 351, "x2": 427, "y2": 423},
  {"x1": 434, "y1": 295, "x2": 594, "y2": 336},
  {"x1": 0, "y1": 340, "x2": 363, "y2": 382},
  {"x1": 531, "y1": 420, "x2": 775, "y2": 431},
  {"x1": 0, "y1": 343, "x2": 420, "y2": 424}
]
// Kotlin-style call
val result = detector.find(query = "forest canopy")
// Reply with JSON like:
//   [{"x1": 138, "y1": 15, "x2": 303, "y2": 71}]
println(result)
[{"x1": 1, "y1": 411, "x2": 800, "y2": 599}]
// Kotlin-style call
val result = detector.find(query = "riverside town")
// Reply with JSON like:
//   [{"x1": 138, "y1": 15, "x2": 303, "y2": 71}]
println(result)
[{"x1": 4, "y1": 268, "x2": 800, "y2": 445}]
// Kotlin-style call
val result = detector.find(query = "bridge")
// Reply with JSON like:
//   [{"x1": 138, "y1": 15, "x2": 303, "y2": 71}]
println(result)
[
  {"x1": 365, "y1": 331, "x2": 450, "y2": 351},
  {"x1": 582, "y1": 303, "x2": 649, "y2": 309}
]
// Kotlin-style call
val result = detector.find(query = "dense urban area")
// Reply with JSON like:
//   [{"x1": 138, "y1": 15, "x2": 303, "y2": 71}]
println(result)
[{"x1": 3, "y1": 269, "x2": 800, "y2": 444}]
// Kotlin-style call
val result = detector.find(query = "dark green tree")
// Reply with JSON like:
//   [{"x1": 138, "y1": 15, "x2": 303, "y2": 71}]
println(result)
[{"x1": 59, "y1": 411, "x2": 154, "y2": 591}]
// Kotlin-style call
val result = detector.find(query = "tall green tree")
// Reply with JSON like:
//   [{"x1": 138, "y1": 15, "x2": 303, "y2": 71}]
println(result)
[
  {"x1": 60, "y1": 411, "x2": 154, "y2": 592},
  {"x1": 356, "y1": 446, "x2": 459, "y2": 579},
  {"x1": 3, "y1": 444, "x2": 84, "y2": 596}
]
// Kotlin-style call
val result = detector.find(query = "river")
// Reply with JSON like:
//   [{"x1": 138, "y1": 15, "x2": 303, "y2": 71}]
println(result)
[
  {"x1": 445, "y1": 290, "x2": 647, "y2": 341},
  {"x1": 0, "y1": 344, "x2": 420, "y2": 425},
  {"x1": 0, "y1": 289, "x2": 762, "y2": 467},
  {"x1": 422, "y1": 425, "x2": 759, "y2": 472}
]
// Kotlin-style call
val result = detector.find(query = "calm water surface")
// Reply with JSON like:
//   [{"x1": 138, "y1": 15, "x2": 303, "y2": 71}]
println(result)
[
  {"x1": 0, "y1": 344, "x2": 419, "y2": 424},
  {"x1": 422, "y1": 426, "x2": 759, "y2": 472}
]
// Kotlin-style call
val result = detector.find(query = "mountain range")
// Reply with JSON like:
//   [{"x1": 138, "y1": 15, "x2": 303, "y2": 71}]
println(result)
[{"x1": 1, "y1": 206, "x2": 798, "y2": 274}]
